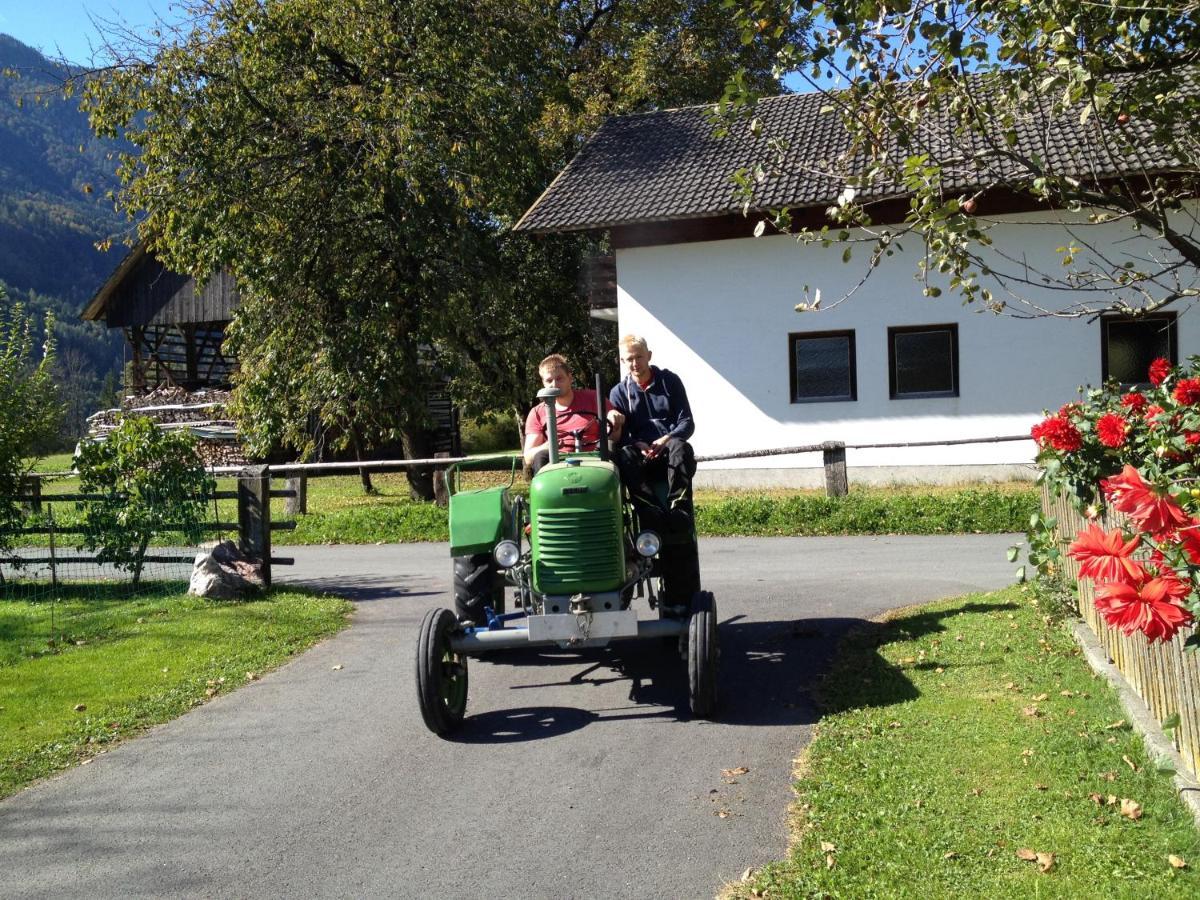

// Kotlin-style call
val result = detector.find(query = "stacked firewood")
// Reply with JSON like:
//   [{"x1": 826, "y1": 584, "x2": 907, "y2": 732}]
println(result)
[{"x1": 85, "y1": 387, "x2": 250, "y2": 468}]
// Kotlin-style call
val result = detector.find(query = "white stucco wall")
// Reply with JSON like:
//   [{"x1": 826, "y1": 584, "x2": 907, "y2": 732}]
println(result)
[{"x1": 614, "y1": 211, "x2": 1200, "y2": 476}]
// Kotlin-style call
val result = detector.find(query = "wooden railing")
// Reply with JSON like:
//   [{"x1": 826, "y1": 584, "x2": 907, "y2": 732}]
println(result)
[{"x1": 1043, "y1": 483, "x2": 1200, "y2": 779}]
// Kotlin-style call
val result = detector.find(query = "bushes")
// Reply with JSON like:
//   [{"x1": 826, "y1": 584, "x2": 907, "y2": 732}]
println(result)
[{"x1": 697, "y1": 488, "x2": 1036, "y2": 537}]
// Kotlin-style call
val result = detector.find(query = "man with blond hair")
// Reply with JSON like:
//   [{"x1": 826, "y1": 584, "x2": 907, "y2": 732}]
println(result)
[
  {"x1": 524, "y1": 354, "x2": 624, "y2": 475},
  {"x1": 608, "y1": 335, "x2": 695, "y2": 525}
]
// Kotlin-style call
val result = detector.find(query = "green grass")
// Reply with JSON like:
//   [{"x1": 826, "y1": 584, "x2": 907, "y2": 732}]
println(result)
[
  {"x1": 18, "y1": 459, "x2": 1038, "y2": 546},
  {"x1": 731, "y1": 586, "x2": 1199, "y2": 899},
  {"x1": 0, "y1": 584, "x2": 351, "y2": 799}
]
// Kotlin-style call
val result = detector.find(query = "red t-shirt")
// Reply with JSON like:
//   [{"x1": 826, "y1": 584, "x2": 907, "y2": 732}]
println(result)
[{"x1": 525, "y1": 389, "x2": 612, "y2": 453}]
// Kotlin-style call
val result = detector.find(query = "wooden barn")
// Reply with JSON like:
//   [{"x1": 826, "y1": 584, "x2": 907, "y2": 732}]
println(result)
[
  {"x1": 81, "y1": 242, "x2": 237, "y2": 391},
  {"x1": 81, "y1": 242, "x2": 461, "y2": 456}
]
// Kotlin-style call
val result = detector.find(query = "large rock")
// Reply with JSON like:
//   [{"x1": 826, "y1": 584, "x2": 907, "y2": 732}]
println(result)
[{"x1": 189, "y1": 540, "x2": 265, "y2": 599}]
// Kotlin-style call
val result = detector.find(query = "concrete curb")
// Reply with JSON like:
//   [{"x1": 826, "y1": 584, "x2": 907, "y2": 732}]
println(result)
[{"x1": 1070, "y1": 620, "x2": 1200, "y2": 828}]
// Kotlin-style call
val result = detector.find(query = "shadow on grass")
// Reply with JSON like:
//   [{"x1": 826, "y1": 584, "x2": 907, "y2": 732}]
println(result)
[{"x1": 817, "y1": 599, "x2": 1019, "y2": 717}]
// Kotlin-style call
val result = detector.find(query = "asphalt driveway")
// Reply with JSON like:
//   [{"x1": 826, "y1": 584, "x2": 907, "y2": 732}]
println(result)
[{"x1": 0, "y1": 535, "x2": 1017, "y2": 899}]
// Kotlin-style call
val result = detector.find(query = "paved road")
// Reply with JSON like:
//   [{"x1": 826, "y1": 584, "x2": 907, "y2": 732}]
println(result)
[{"x1": 0, "y1": 536, "x2": 1017, "y2": 899}]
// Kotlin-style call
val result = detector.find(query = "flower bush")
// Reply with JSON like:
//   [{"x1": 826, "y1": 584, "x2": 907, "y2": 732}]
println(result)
[{"x1": 1032, "y1": 358, "x2": 1200, "y2": 645}]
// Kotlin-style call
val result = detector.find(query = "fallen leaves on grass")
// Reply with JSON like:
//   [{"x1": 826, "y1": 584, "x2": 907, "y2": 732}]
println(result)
[
  {"x1": 740, "y1": 867, "x2": 755, "y2": 882},
  {"x1": 1120, "y1": 798, "x2": 1143, "y2": 820},
  {"x1": 1122, "y1": 755, "x2": 1139, "y2": 773},
  {"x1": 1031, "y1": 693, "x2": 1049, "y2": 702},
  {"x1": 73, "y1": 704, "x2": 86, "y2": 712},
  {"x1": 1016, "y1": 848, "x2": 1056, "y2": 872},
  {"x1": 1168, "y1": 855, "x2": 1188, "y2": 869}
]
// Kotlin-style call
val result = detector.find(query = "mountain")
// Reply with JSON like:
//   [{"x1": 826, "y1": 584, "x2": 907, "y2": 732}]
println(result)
[
  {"x1": 0, "y1": 33, "x2": 129, "y2": 300},
  {"x1": 0, "y1": 34, "x2": 130, "y2": 445}
]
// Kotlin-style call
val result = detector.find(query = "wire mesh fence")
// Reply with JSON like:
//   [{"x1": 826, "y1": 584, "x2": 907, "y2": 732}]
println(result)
[{"x1": 0, "y1": 479, "x2": 242, "y2": 651}]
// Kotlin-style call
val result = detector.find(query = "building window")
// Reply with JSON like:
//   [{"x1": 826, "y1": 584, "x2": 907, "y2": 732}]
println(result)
[
  {"x1": 789, "y1": 330, "x2": 856, "y2": 403},
  {"x1": 1101, "y1": 314, "x2": 1177, "y2": 385},
  {"x1": 889, "y1": 324, "x2": 959, "y2": 399}
]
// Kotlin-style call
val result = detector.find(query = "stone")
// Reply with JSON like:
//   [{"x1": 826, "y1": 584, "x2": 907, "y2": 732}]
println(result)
[{"x1": 188, "y1": 540, "x2": 265, "y2": 599}]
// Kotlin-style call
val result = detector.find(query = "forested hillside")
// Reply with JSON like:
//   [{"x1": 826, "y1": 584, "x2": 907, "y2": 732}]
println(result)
[{"x1": 0, "y1": 34, "x2": 127, "y2": 445}]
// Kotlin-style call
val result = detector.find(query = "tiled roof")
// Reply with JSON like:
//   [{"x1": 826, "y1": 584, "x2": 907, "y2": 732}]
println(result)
[{"x1": 514, "y1": 79, "x2": 1187, "y2": 233}]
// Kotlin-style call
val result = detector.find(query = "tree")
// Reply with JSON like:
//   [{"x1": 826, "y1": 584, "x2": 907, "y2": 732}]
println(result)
[
  {"x1": 726, "y1": 1, "x2": 1200, "y2": 317},
  {"x1": 0, "y1": 287, "x2": 61, "y2": 565},
  {"x1": 76, "y1": 415, "x2": 214, "y2": 586},
  {"x1": 78, "y1": 0, "x2": 798, "y2": 498}
]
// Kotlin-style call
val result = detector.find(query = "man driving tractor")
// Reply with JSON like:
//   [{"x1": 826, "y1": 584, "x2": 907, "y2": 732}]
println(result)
[{"x1": 523, "y1": 354, "x2": 625, "y2": 475}]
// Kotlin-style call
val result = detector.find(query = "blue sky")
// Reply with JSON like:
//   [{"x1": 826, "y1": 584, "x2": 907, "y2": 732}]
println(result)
[{"x1": 0, "y1": 0, "x2": 178, "y2": 65}]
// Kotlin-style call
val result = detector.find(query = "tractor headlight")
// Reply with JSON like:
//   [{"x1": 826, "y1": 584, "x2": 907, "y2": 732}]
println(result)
[
  {"x1": 635, "y1": 530, "x2": 661, "y2": 558},
  {"x1": 493, "y1": 540, "x2": 520, "y2": 568}
]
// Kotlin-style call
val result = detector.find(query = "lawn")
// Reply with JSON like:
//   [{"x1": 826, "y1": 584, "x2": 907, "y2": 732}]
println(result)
[
  {"x1": 0, "y1": 584, "x2": 351, "y2": 799},
  {"x1": 25, "y1": 454, "x2": 1038, "y2": 544},
  {"x1": 729, "y1": 585, "x2": 1199, "y2": 899}
]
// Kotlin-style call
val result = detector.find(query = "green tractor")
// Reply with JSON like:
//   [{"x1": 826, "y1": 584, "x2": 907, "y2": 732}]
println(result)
[{"x1": 415, "y1": 381, "x2": 718, "y2": 736}]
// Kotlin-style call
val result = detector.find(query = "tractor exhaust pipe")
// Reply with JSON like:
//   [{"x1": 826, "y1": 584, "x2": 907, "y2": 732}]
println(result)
[{"x1": 536, "y1": 386, "x2": 562, "y2": 466}]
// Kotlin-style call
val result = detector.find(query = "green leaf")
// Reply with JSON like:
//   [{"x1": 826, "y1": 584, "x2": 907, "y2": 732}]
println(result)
[
  {"x1": 1161, "y1": 712, "x2": 1180, "y2": 730},
  {"x1": 842, "y1": 246, "x2": 852, "y2": 263},
  {"x1": 1006, "y1": 545, "x2": 1020, "y2": 562}
]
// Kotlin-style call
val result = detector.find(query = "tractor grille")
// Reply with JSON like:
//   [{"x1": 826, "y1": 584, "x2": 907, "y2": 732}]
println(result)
[{"x1": 535, "y1": 507, "x2": 623, "y2": 592}]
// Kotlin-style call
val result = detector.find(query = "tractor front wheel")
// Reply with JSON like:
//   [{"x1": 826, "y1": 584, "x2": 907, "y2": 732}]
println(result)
[
  {"x1": 687, "y1": 591, "x2": 719, "y2": 718},
  {"x1": 415, "y1": 607, "x2": 469, "y2": 735}
]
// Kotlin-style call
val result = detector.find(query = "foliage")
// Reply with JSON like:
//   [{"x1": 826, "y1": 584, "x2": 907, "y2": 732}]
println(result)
[
  {"x1": 731, "y1": 587, "x2": 1200, "y2": 898},
  {"x1": 0, "y1": 289, "x2": 61, "y2": 556},
  {"x1": 697, "y1": 486, "x2": 1036, "y2": 536},
  {"x1": 461, "y1": 415, "x2": 521, "y2": 455},
  {"x1": 1028, "y1": 356, "x2": 1200, "y2": 643},
  {"x1": 0, "y1": 585, "x2": 350, "y2": 800},
  {"x1": 78, "y1": 0, "x2": 798, "y2": 497},
  {"x1": 75, "y1": 416, "x2": 215, "y2": 584},
  {"x1": 727, "y1": 1, "x2": 1200, "y2": 317}
]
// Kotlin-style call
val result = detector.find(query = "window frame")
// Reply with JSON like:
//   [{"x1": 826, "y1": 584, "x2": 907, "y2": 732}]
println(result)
[
  {"x1": 1100, "y1": 312, "x2": 1178, "y2": 386},
  {"x1": 788, "y1": 329, "x2": 857, "y2": 404},
  {"x1": 887, "y1": 323, "x2": 960, "y2": 400}
]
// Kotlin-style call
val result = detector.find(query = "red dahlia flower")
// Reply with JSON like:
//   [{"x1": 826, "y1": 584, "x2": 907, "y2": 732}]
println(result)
[
  {"x1": 1031, "y1": 415, "x2": 1082, "y2": 452},
  {"x1": 1145, "y1": 404, "x2": 1165, "y2": 428},
  {"x1": 1067, "y1": 525, "x2": 1145, "y2": 583},
  {"x1": 1174, "y1": 378, "x2": 1200, "y2": 406},
  {"x1": 1093, "y1": 575, "x2": 1194, "y2": 643},
  {"x1": 1101, "y1": 465, "x2": 1190, "y2": 536},
  {"x1": 1121, "y1": 392, "x2": 1147, "y2": 413},
  {"x1": 1095, "y1": 413, "x2": 1129, "y2": 448},
  {"x1": 1149, "y1": 357, "x2": 1172, "y2": 386}
]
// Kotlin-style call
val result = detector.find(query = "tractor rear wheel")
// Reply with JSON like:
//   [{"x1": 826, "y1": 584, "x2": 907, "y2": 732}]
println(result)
[
  {"x1": 453, "y1": 553, "x2": 504, "y2": 625},
  {"x1": 687, "y1": 591, "x2": 719, "y2": 718},
  {"x1": 416, "y1": 607, "x2": 469, "y2": 735}
]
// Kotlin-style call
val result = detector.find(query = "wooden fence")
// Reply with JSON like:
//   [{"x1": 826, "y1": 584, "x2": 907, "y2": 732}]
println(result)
[
  {"x1": 6, "y1": 465, "x2": 295, "y2": 588},
  {"x1": 1043, "y1": 483, "x2": 1200, "y2": 780}
]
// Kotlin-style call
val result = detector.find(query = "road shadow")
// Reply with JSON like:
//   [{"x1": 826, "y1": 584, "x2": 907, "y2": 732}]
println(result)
[
  {"x1": 454, "y1": 598, "x2": 1022, "y2": 742},
  {"x1": 454, "y1": 615, "x2": 878, "y2": 742},
  {"x1": 277, "y1": 574, "x2": 439, "y2": 604}
]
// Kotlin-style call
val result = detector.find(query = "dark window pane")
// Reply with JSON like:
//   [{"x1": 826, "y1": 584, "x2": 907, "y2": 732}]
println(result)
[
  {"x1": 894, "y1": 329, "x2": 955, "y2": 395},
  {"x1": 1106, "y1": 319, "x2": 1173, "y2": 384},
  {"x1": 793, "y1": 335, "x2": 851, "y2": 400}
]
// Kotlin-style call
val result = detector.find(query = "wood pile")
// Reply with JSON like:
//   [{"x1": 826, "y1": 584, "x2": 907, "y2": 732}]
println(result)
[{"x1": 85, "y1": 386, "x2": 250, "y2": 468}]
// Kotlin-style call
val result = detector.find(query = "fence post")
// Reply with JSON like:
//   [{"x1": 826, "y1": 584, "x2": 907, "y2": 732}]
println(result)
[
  {"x1": 821, "y1": 441, "x2": 848, "y2": 497},
  {"x1": 20, "y1": 475, "x2": 41, "y2": 514},
  {"x1": 284, "y1": 474, "x2": 308, "y2": 516},
  {"x1": 433, "y1": 452, "x2": 450, "y2": 508},
  {"x1": 238, "y1": 464, "x2": 272, "y2": 588}
]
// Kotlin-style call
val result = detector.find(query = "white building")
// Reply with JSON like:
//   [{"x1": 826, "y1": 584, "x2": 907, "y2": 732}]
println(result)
[{"x1": 516, "y1": 93, "x2": 1197, "y2": 486}]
